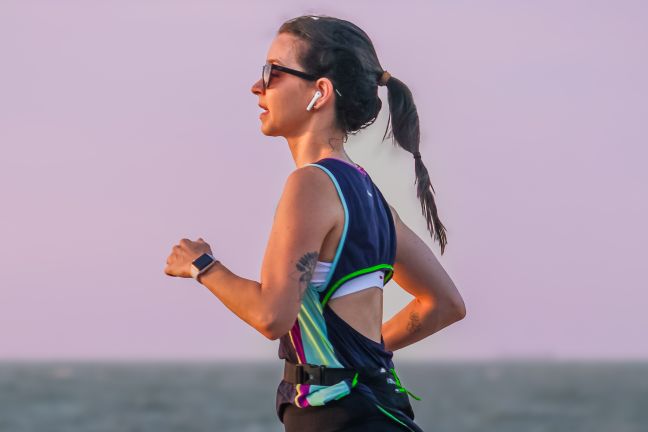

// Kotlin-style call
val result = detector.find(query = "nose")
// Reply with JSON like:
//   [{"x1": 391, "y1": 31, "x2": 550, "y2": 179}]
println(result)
[{"x1": 251, "y1": 77, "x2": 264, "y2": 96}]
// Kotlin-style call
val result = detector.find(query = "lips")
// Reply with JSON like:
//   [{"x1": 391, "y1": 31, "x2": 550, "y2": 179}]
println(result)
[{"x1": 259, "y1": 103, "x2": 269, "y2": 119}]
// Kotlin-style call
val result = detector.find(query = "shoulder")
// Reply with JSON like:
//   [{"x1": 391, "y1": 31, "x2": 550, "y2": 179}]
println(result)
[
  {"x1": 276, "y1": 165, "x2": 341, "y2": 220},
  {"x1": 287, "y1": 163, "x2": 330, "y2": 184},
  {"x1": 283, "y1": 164, "x2": 338, "y2": 200}
]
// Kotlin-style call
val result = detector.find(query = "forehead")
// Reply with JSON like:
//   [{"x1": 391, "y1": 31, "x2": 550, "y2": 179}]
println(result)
[{"x1": 266, "y1": 32, "x2": 304, "y2": 67}]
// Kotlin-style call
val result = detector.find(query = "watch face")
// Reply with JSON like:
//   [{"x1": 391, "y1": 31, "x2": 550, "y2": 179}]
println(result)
[{"x1": 193, "y1": 253, "x2": 214, "y2": 270}]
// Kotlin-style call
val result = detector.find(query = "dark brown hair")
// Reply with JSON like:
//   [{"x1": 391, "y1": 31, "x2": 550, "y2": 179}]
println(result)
[{"x1": 279, "y1": 14, "x2": 447, "y2": 254}]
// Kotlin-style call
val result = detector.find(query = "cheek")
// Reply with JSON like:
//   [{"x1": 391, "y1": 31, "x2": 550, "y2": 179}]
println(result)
[
  {"x1": 270, "y1": 96, "x2": 299, "y2": 121},
  {"x1": 265, "y1": 87, "x2": 309, "y2": 128}
]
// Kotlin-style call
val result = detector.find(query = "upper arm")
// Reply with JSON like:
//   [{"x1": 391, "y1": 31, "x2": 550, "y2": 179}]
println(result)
[
  {"x1": 388, "y1": 204, "x2": 465, "y2": 316},
  {"x1": 259, "y1": 166, "x2": 339, "y2": 339}
]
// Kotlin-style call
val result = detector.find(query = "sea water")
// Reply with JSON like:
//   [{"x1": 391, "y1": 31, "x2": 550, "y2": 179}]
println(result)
[{"x1": 0, "y1": 360, "x2": 646, "y2": 432}]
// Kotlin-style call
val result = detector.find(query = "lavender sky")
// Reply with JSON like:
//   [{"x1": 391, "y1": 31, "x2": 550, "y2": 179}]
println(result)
[{"x1": 1, "y1": 1, "x2": 646, "y2": 361}]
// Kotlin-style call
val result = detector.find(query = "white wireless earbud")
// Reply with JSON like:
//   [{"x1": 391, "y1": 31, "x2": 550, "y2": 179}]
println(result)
[{"x1": 306, "y1": 91, "x2": 322, "y2": 111}]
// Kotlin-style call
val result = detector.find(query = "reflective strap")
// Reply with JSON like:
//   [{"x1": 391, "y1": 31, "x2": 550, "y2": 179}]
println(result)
[
  {"x1": 374, "y1": 403, "x2": 417, "y2": 432},
  {"x1": 389, "y1": 368, "x2": 422, "y2": 401},
  {"x1": 351, "y1": 371, "x2": 359, "y2": 388}
]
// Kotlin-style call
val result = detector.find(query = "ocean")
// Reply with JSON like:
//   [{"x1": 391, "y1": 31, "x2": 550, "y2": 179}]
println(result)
[{"x1": 0, "y1": 360, "x2": 645, "y2": 432}]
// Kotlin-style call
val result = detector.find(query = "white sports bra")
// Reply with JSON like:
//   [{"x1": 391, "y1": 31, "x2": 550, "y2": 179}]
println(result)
[{"x1": 310, "y1": 260, "x2": 385, "y2": 300}]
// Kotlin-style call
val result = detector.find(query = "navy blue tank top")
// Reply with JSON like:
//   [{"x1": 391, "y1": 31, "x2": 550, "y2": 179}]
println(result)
[{"x1": 275, "y1": 158, "x2": 420, "y2": 430}]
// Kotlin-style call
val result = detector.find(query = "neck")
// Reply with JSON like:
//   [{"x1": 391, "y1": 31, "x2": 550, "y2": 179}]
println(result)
[{"x1": 286, "y1": 129, "x2": 353, "y2": 168}]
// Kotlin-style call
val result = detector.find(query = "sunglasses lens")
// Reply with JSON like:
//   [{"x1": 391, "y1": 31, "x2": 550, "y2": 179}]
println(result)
[{"x1": 262, "y1": 64, "x2": 271, "y2": 91}]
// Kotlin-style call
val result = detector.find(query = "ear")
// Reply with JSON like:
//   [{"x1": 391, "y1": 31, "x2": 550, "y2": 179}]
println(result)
[{"x1": 311, "y1": 77, "x2": 337, "y2": 110}]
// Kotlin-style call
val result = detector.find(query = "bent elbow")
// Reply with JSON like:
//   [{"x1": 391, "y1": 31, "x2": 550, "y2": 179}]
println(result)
[
  {"x1": 256, "y1": 312, "x2": 278, "y2": 340},
  {"x1": 263, "y1": 300, "x2": 301, "y2": 340},
  {"x1": 260, "y1": 325, "x2": 279, "y2": 341},
  {"x1": 263, "y1": 325, "x2": 290, "y2": 341},
  {"x1": 260, "y1": 318, "x2": 281, "y2": 341},
  {"x1": 453, "y1": 298, "x2": 467, "y2": 320},
  {"x1": 260, "y1": 314, "x2": 293, "y2": 341}
]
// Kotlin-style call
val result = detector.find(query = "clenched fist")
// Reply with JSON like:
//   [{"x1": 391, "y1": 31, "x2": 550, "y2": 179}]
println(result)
[{"x1": 164, "y1": 237, "x2": 213, "y2": 278}]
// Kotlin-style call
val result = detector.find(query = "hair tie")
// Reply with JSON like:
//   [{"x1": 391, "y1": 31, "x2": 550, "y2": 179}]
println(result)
[
  {"x1": 378, "y1": 70, "x2": 391, "y2": 86},
  {"x1": 413, "y1": 151, "x2": 422, "y2": 160}
]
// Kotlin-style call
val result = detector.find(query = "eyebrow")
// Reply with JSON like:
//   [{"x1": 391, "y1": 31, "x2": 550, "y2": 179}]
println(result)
[{"x1": 267, "y1": 58, "x2": 285, "y2": 65}]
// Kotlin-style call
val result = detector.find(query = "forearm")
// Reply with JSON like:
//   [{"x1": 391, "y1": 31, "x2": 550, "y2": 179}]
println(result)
[
  {"x1": 382, "y1": 297, "x2": 462, "y2": 352},
  {"x1": 196, "y1": 261, "x2": 271, "y2": 337}
]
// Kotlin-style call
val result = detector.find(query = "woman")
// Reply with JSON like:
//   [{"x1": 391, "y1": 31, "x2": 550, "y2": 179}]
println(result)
[{"x1": 164, "y1": 14, "x2": 466, "y2": 431}]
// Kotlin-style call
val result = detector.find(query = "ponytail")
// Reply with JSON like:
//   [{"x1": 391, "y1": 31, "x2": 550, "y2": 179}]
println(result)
[{"x1": 381, "y1": 74, "x2": 448, "y2": 255}]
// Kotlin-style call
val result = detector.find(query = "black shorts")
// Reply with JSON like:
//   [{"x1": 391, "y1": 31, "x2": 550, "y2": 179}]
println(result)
[{"x1": 282, "y1": 386, "x2": 423, "y2": 432}]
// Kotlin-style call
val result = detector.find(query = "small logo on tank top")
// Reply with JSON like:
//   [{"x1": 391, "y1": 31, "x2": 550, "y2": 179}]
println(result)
[{"x1": 366, "y1": 190, "x2": 373, "y2": 197}]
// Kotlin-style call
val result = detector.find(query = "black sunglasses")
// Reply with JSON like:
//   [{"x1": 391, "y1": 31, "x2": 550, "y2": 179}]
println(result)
[{"x1": 261, "y1": 62, "x2": 342, "y2": 96}]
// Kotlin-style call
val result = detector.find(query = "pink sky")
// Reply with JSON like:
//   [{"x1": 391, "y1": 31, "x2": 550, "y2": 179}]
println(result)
[{"x1": 1, "y1": 1, "x2": 646, "y2": 361}]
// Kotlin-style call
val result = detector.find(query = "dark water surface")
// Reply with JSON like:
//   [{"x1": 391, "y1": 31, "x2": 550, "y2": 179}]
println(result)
[{"x1": 0, "y1": 360, "x2": 646, "y2": 432}]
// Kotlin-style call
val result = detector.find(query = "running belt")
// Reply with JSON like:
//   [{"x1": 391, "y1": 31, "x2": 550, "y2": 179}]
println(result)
[{"x1": 275, "y1": 157, "x2": 422, "y2": 431}]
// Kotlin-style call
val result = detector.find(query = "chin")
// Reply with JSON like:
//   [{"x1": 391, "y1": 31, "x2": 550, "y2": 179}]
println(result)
[
  {"x1": 260, "y1": 124, "x2": 273, "y2": 136},
  {"x1": 260, "y1": 122, "x2": 281, "y2": 137}
]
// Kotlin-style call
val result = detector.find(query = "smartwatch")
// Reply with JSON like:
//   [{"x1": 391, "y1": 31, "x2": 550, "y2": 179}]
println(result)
[{"x1": 190, "y1": 253, "x2": 218, "y2": 282}]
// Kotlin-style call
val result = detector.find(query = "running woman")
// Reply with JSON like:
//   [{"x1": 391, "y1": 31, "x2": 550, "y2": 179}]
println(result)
[{"x1": 164, "y1": 14, "x2": 466, "y2": 432}]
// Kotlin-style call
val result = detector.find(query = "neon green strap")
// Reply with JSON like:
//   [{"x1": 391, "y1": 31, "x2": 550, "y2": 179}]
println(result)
[
  {"x1": 351, "y1": 372, "x2": 359, "y2": 388},
  {"x1": 390, "y1": 368, "x2": 422, "y2": 401}
]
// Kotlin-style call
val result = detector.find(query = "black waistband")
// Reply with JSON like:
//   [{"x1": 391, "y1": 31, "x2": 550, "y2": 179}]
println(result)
[{"x1": 283, "y1": 360, "x2": 360, "y2": 386}]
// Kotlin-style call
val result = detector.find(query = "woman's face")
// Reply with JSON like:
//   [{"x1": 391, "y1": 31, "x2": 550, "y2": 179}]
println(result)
[{"x1": 251, "y1": 33, "x2": 317, "y2": 138}]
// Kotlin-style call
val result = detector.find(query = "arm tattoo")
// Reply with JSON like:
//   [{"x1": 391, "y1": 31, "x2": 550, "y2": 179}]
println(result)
[
  {"x1": 406, "y1": 311, "x2": 422, "y2": 334},
  {"x1": 293, "y1": 251, "x2": 319, "y2": 301}
]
